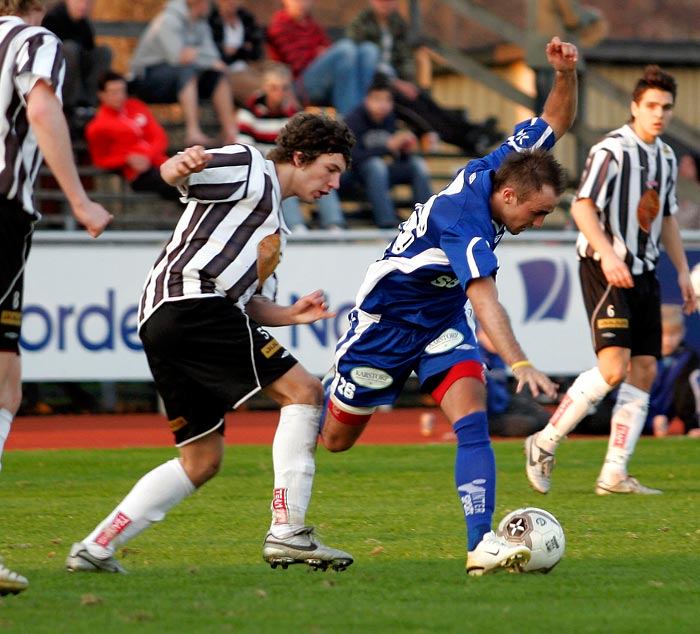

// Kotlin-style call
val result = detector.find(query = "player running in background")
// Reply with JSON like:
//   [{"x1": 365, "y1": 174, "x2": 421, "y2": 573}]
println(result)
[
  {"x1": 525, "y1": 65, "x2": 698, "y2": 496},
  {"x1": 0, "y1": 0, "x2": 113, "y2": 595},
  {"x1": 321, "y1": 37, "x2": 578, "y2": 576},
  {"x1": 65, "y1": 113, "x2": 356, "y2": 574}
]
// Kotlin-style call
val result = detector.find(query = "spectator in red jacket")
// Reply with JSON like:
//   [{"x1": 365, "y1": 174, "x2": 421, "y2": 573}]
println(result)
[
  {"x1": 266, "y1": 0, "x2": 378, "y2": 115},
  {"x1": 85, "y1": 72, "x2": 180, "y2": 201}
]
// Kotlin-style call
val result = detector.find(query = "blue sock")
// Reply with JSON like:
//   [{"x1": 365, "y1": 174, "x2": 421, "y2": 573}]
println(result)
[{"x1": 453, "y1": 411, "x2": 496, "y2": 551}]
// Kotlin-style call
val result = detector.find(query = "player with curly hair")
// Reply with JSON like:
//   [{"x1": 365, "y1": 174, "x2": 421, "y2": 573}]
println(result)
[{"x1": 66, "y1": 112, "x2": 357, "y2": 574}]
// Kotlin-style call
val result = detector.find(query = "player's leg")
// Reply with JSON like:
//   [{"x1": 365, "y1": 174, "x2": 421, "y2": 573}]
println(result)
[
  {"x1": 596, "y1": 278, "x2": 662, "y2": 494},
  {"x1": 526, "y1": 258, "x2": 628, "y2": 493},
  {"x1": 430, "y1": 366, "x2": 531, "y2": 576}
]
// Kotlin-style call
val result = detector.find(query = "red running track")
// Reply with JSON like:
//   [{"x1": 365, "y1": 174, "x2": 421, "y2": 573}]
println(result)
[{"x1": 6, "y1": 409, "x2": 458, "y2": 450}]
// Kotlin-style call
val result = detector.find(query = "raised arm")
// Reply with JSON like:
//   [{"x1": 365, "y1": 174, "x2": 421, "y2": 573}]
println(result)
[
  {"x1": 160, "y1": 145, "x2": 212, "y2": 187},
  {"x1": 540, "y1": 36, "x2": 579, "y2": 140}
]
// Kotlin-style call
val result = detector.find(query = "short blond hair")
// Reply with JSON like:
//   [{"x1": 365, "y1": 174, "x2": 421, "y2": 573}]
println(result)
[{"x1": 661, "y1": 304, "x2": 685, "y2": 334}]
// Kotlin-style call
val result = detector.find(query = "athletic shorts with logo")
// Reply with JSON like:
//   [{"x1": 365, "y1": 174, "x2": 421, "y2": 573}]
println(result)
[
  {"x1": 332, "y1": 308, "x2": 482, "y2": 409},
  {"x1": 140, "y1": 297, "x2": 298, "y2": 446},
  {"x1": 0, "y1": 202, "x2": 35, "y2": 353},
  {"x1": 579, "y1": 257, "x2": 661, "y2": 358}
]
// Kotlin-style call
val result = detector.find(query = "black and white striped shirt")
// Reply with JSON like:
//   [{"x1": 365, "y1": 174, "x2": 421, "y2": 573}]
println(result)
[
  {"x1": 138, "y1": 144, "x2": 289, "y2": 328},
  {"x1": 0, "y1": 16, "x2": 64, "y2": 217},
  {"x1": 575, "y1": 123, "x2": 678, "y2": 275}
]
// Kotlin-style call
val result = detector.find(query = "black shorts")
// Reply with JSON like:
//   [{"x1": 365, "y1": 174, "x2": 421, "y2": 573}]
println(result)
[
  {"x1": 579, "y1": 257, "x2": 661, "y2": 358},
  {"x1": 139, "y1": 297, "x2": 298, "y2": 446},
  {"x1": 0, "y1": 202, "x2": 35, "y2": 353}
]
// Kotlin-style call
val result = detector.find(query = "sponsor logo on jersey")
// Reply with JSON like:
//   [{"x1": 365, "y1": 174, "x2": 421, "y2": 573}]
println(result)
[
  {"x1": 261, "y1": 338, "x2": 281, "y2": 358},
  {"x1": 518, "y1": 259, "x2": 570, "y2": 322},
  {"x1": 350, "y1": 367, "x2": 393, "y2": 389},
  {"x1": 0, "y1": 310, "x2": 21, "y2": 327},
  {"x1": 425, "y1": 328, "x2": 465, "y2": 354},
  {"x1": 597, "y1": 318, "x2": 629, "y2": 329}
]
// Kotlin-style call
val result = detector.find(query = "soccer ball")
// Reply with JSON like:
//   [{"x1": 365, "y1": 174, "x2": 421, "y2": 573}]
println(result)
[
  {"x1": 496, "y1": 507, "x2": 565, "y2": 573},
  {"x1": 691, "y1": 263, "x2": 700, "y2": 299}
]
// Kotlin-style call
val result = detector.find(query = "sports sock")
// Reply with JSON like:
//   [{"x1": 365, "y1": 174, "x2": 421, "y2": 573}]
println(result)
[
  {"x1": 599, "y1": 383, "x2": 649, "y2": 482},
  {"x1": 84, "y1": 457, "x2": 195, "y2": 558},
  {"x1": 0, "y1": 408, "x2": 13, "y2": 472},
  {"x1": 269, "y1": 404, "x2": 320, "y2": 538},
  {"x1": 452, "y1": 412, "x2": 495, "y2": 552},
  {"x1": 539, "y1": 367, "x2": 613, "y2": 450}
]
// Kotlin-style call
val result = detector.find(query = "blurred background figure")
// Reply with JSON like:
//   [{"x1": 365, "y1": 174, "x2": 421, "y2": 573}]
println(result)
[
  {"x1": 127, "y1": 0, "x2": 238, "y2": 146},
  {"x1": 347, "y1": 0, "x2": 501, "y2": 156},
  {"x1": 675, "y1": 153, "x2": 700, "y2": 230},
  {"x1": 42, "y1": 0, "x2": 113, "y2": 132},
  {"x1": 342, "y1": 76, "x2": 432, "y2": 229},
  {"x1": 86, "y1": 71, "x2": 180, "y2": 202},
  {"x1": 208, "y1": 0, "x2": 265, "y2": 106},
  {"x1": 237, "y1": 62, "x2": 345, "y2": 231}
]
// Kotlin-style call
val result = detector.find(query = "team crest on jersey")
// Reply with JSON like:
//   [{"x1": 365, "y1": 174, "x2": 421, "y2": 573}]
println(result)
[
  {"x1": 0, "y1": 310, "x2": 21, "y2": 327},
  {"x1": 350, "y1": 367, "x2": 393, "y2": 389},
  {"x1": 425, "y1": 328, "x2": 465, "y2": 354}
]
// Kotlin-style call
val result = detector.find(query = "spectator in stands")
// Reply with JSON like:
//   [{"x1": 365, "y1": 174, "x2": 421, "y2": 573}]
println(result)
[
  {"x1": 477, "y1": 328, "x2": 551, "y2": 437},
  {"x1": 676, "y1": 153, "x2": 700, "y2": 230},
  {"x1": 346, "y1": 0, "x2": 501, "y2": 156},
  {"x1": 342, "y1": 76, "x2": 432, "y2": 229},
  {"x1": 238, "y1": 62, "x2": 345, "y2": 231},
  {"x1": 266, "y1": 0, "x2": 379, "y2": 116},
  {"x1": 127, "y1": 0, "x2": 238, "y2": 147},
  {"x1": 85, "y1": 71, "x2": 180, "y2": 202},
  {"x1": 208, "y1": 0, "x2": 265, "y2": 106},
  {"x1": 41, "y1": 0, "x2": 112, "y2": 127}
]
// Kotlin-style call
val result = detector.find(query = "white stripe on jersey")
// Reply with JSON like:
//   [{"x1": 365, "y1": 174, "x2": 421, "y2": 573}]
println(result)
[
  {"x1": 353, "y1": 247, "x2": 450, "y2": 306},
  {"x1": 465, "y1": 237, "x2": 484, "y2": 278},
  {"x1": 575, "y1": 124, "x2": 678, "y2": 275},
  {"x1": 0, "y1": 17, "x2": 64, "y2": 216},
  {"x1": 138, "y1": 144, "x2": 287, "y2": 327}
]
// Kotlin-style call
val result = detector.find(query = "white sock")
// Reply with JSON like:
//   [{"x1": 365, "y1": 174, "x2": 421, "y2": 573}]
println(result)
[
  {"x1": 0, "y1": 408, "x2": 13, "y2": 472},
  {"x1": 84, "y1": 458, "x2": 195, "y2": 558},
  {"x1": 599, "y1": 383, "x2": 649, "y2": 483},
  {"x1": 539, "y1": 367, "x2": 613, "y2": 450},
  {"x1": 269, "y1": 404, "x2": 321, "y2": 538}
]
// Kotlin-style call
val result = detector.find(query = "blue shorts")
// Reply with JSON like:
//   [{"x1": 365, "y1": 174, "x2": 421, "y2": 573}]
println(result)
[{"x1": 332, "y1": 308, "x2": 482, "y2": 408}]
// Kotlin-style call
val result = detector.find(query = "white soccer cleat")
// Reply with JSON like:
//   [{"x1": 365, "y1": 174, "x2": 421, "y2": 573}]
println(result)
[
  {"x1": 0, "y1": 558, "x2": 28, "y2": 596},
  {"x1": 65, "y1": 542, "x2": 127, "y2": 573},
  {"x1": 263, "y1": 526, "x2": 353, "y2": 571},
  {"x1": 525, "y1": 433, "x2": 555, "y2": 494},
  {"x1": 595, "y1": 475, "x2": 663, "y2": 496},
  {"x1": 466, "y1": 531, "x2": 531, "y2": 576}
]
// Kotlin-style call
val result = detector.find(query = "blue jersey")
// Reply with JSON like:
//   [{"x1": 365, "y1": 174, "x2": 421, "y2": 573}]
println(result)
[{"x1": 354, "y1": 118, "x2": 556, "y2": 328}]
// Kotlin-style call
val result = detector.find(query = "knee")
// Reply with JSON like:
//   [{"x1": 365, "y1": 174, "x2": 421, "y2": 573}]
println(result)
[
  {"x1": 184, "y1": 456, "x2": 222, "y2": 487},
  {"x1": 599, "y1": 366, "x2": 627, "y2": 387},
  {"x1": 320, "y1": 430, "x2": 354, "y2": 453},
  {"x1": 0, "y1": 381, "x2": 22, "y2": 416},
  {"x1": 362, "y1": 157, "x2": 388, "y2": 178},
  {"x1": 332, "y1": 38, "x2": 356, "y2": 61}
]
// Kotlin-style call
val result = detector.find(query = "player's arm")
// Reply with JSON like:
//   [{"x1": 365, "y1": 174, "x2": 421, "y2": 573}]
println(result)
[
  {"x1": 160, "y1": 145, "x2": 212, "y2": 186},
  {"x1": 570, "y1": 196, "x2": 634, "y2": 288},
  {"x1": 467, "y1": 276, "x2": 558, "y2": 399},
  {"x1": 26, "y1": 79, "x2": 113, "y2": 237},
  {"x1": 660, "y1": 214, "x2": 696, "y2": 314},
  {"x1": 541, "y1": 36, "x2": 578, "y2": 139},
  {"x1": 246, "y1": 290, "x2": 336, "y2": 327}
]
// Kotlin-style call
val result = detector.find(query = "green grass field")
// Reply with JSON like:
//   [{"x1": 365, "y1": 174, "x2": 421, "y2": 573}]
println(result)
[{"x1": 1, "y1": 436, "x2": 699, "y2": 633}]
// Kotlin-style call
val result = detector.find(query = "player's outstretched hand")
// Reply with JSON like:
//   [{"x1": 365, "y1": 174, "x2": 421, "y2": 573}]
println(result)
[
  {"x1": 546, "y1": 36, "x2": 578, "y2": 73},
  {"x1": 513, "y1": 365, "x2": 559, "y2": 401},
  {"x1": 73, "y1": 199, "x2": 113, "y2": 238},
  {"x1": 290, "y1": 290, "x2": 337, "y2": 324}
]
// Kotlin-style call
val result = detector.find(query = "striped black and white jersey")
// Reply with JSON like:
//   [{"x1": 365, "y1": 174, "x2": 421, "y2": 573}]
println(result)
[
  {"x1": 0, "y1": 16, "x2": 64, "y2": 217},
  {"x1": 138, "y1": 143, "x2": 289, "y2": 328},
  {"x1": 575, "y1": 123, "x2": 678, "y2": 275}
]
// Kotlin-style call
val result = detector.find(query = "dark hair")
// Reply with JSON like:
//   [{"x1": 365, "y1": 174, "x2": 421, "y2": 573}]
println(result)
[
  {"x1": 367, "y1": 74, "x2": 393, "y2": 94},
  {"x1": 492, "y1": 149, "x2": 567, "y2": 200},
  {"x1": 632, "y1": 65, "x2": 677, "y2": 103},
  {"x1": 97, "y1": 70, "x2": 126, "y2": 92},
  {"x1": 267, "y1": 112, "x2": 355, "y2": 168}
]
